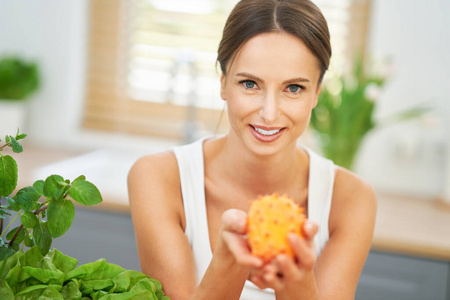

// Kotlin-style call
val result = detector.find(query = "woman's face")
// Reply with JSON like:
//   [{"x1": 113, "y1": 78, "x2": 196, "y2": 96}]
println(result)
[{"x1": 220, "y1": 32, "x2": 322, "y2": 156}]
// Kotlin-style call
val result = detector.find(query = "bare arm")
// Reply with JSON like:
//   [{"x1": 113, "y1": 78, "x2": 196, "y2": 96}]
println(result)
[
  {"x1": 314, "y1": 168, "x2": 377, "y2": 299},
  {"x1": 128, "y1": 152, "x2": 262, "y2": 300}
]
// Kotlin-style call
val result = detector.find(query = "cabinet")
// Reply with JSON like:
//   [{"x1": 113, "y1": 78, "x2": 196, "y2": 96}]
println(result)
[
  {"x1": 356, "y1": 250, "x2": 449, "y2": 300},
  {"x1": 51, "y1": 207, "x2": 141, "y2": 271}
]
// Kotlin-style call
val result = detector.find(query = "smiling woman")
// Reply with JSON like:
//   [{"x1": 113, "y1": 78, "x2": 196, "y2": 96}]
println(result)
[{"x1": 127, "y1": 1, "x2": 376, "y2": 300}]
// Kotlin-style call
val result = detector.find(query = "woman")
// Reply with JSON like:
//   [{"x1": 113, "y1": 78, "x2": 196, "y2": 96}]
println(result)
[{"x1": 128, "y1": 0, "x2": 376, "y2": 299}]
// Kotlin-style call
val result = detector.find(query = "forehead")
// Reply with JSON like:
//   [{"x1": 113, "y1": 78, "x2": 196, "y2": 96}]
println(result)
[{"x1": 228, "y1": 32, "x2": 321, "y2": 83}]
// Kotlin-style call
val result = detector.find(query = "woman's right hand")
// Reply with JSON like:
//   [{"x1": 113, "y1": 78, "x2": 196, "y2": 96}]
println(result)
[{"x1": 219, "y1": 209, "x2": 264, "y2": 269}]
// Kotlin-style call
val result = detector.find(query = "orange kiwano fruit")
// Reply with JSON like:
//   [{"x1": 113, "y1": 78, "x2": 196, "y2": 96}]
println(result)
[{"x1": 247, "y1": 194, "x2": 306, "y2": 262}]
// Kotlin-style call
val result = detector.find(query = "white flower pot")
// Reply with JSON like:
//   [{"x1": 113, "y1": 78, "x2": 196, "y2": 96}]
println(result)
[{"x1": 0, "y1": 100, "x2": 28, "y2": 138}]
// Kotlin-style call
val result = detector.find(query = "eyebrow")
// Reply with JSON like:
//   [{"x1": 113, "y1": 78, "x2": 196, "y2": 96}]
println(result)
[{"x1": 235, "y1": 72, "x2": 310, "y2": 84}]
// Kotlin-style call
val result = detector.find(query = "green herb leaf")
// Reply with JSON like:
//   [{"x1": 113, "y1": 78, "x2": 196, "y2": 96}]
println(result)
[
  {"x1": 0, "y1": 155, "x2": 18, "y2": 197},
  {"x1": 4, "y1": 136, "x2": 10, "y2": 144},
  {"x1": 24, "y1": 234, "x2": 35, "y2": 248},
  {"x1": 16, "y1": 134, "x2": 27, "y2": 141},
  {"x1": 0, "y1": 204, "x2": 11, "y2": 219},
  {"x1": 5, "y1": 197, "x2": 19, "y2": 212},
  {"x1": 72, "y1": 175, "x2": 86, "y2": 183},
  {"x1": 43, "y1": 175, "x2": 65, "y2": 200},
  {"x1": 6, "y1": 227, "x2": 25, "y2": 245},
  {"x1": 13, "y1": 186, "x2": 40, "y2": 211},
  {"x1": 47, "y1": 199, "x2": 75, "y2": 238},
  {"x1": 21, "y1": 211, "x2": 39, "y2": 229},
  {"x1": 33, "y1": 221, "x2": 52, "y2": 256},
  {"x1": 0, "y1": 245, "x2": 15, "y2": 262},
  {"x1": 32, "y1": 180, "x2": 45, "y2": 196},
  {"x1": 69, "y1": 180, "x2": 102, "y2": 206},
  {"x1": 9, "y1": 137, "x2": 23, "y2": 154}
]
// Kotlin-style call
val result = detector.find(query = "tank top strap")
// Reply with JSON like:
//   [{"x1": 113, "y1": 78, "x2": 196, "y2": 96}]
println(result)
[
  {"x1": 173, "y1": 137, "x2": 212, "y2": 284},
  {"x1": 304, "y1": 147, "x2": 336, "y2": 257}
]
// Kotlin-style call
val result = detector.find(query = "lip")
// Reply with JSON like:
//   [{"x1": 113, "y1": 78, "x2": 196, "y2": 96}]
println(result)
[{"x1": 249, "y1": 125, "x2": 285, "y2": 143}]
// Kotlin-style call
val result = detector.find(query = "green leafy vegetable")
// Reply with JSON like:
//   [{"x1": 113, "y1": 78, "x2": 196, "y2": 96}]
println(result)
[
  {"x1": 0, "y1": 131, "x2": 170, "y2": 299},
  {"x1": 0, "y1": 247, "x2": 169, "y2": 299}
]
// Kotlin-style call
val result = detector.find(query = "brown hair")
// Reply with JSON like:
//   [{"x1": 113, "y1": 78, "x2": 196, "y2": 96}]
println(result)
[{"x1": 217, "y1": 0, "x2": 332, "y2": 83}]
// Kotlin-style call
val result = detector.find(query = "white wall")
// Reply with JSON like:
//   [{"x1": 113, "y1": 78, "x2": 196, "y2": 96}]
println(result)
[
  {"x1": 356, "y1": 0, "x2": 450, "y2": 199},
  {"x1": 1, "y1": 0, "x2": 449, "y2": 198},
  {"x1": 0, "y1": 0, "x2": 89, "y2": 147}
]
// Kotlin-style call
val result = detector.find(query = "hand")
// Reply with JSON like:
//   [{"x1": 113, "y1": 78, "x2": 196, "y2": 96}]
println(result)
[
  {"x1": 248, "y1": 220, "x2": 319, "y2": 291},
  {"x1": 219, "y1": 209, "x2": 264, "y2": 269}
]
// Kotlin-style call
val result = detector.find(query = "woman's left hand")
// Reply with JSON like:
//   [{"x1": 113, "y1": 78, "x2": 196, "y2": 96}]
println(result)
[{"x1": 248, "y1": 220, "x2": 319, "y2": 291}]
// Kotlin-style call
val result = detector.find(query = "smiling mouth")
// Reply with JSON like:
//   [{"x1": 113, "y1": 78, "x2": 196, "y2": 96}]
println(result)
[
  {"x1": 251, "y1": 125, "x2": 284, "y2": 136},
  {"x1": 254, "y1": 127, "x2": 280, "y2": 136}
]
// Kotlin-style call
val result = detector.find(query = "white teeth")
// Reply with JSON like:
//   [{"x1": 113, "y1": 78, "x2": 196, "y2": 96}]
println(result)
[{"x1": 254, "y1": 127, "x2": 281, "y2": 136}]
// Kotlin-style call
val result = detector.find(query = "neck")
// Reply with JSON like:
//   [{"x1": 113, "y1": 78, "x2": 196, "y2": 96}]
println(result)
[{"x1": 218, "y1": 134, "x2": 308, "y2": 196}]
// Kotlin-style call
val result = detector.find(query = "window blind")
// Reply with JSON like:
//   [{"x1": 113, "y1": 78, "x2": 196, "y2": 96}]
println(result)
[{"x1": 83, "y1": 0, "x2": 372, "y2": 141}]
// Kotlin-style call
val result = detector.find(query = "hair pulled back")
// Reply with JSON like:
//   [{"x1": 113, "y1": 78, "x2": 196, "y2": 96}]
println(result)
[{"x1": 217, "y1": 0, "x2": 332, "y2": 83}]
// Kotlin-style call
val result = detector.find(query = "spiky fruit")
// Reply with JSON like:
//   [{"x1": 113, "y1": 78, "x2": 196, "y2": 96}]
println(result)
[{"x1": 247, "y1": 194, "x2": 306, "y2": 262}]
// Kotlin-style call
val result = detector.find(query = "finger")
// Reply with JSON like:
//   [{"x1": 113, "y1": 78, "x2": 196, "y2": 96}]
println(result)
[
  {"x1": 302, "y1": 220, "x2": 319, "y2": 242},
  {"x1": 249, "y1": 274, "x2": 269, "y2": 290},
  {"x1": 222, "y1": 209, "x2": 248, "y2": 234},
  {"x1": 275, "y1": 254, "x2": 305, "y2": 283},
  {"x1": 263, "y1": 270, "x2": 285, "y2": 290},
  {"x1": 288, "y1": 233, "x2": 316, "y2": 270},
  {"x1": 222, "y1": 231, "x2": 263, "y2": 268}
]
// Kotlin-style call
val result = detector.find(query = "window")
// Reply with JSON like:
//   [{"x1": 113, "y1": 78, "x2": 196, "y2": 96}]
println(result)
[{"x1": 83, "y1": 0, "x2": 372, "y2": 141}]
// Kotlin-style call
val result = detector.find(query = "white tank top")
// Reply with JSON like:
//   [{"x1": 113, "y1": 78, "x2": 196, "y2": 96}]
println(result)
[{"x1": 173, "y1": 137, "x2": 336, "y2": 299}]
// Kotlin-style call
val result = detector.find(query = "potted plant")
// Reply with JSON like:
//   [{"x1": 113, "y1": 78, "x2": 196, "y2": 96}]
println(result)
[
  {"x1": 310, "y1": 56, "x2": 428, "y2": 170},
  {"x1": 0, "y1": 56, "x2": 40, "y2": 137},
  {"x1": 0, "y1": 131, "x2": 170, "y2": 299}
]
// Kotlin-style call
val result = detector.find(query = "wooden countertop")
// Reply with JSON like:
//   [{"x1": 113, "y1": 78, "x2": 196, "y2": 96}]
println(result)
[
  {"x1": 372, "y1": 195, "x2": 450, "y2": 261},
  {"x1": 9, "y1": 143, "x2": 450, "y2": 262}
]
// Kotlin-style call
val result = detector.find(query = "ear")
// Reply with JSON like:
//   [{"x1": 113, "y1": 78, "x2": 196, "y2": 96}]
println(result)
[
  {"x1": 312, "y1": 83, "x2": 322, "y2": 108},
  {"x1": 220, "y1": 74, "x2": 227, "y2": 101}
]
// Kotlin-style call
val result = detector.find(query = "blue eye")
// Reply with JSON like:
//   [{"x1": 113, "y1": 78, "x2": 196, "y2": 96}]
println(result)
[
  {"x1": 287, "y1": 85, "x2": 302, "y2": 93},
  {"x1": 240, "y1": 80, "x2": 256, "y2": 89}
]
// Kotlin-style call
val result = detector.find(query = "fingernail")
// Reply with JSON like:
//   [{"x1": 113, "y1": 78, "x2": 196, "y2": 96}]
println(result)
[{"x1": 304, "y1": 221, "x2": 314, "y2": 231}]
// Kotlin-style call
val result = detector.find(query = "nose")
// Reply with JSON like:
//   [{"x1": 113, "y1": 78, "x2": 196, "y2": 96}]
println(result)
[{"x1": 259, "y1": 92, "x2": 280, "y2": 124}]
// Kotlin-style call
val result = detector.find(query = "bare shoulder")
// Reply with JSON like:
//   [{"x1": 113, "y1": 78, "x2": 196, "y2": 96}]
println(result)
[
  {"x1": 333, "y1": 167, "x2": 377, "y2": 203},
  {"x1": 127, "y1": 150, "x2": 183, "y2": 226},
  {"x1": 128, "y1": 150, "x2": 180, "y2": 190},
  {"x1": 329, "y1": 167, "x2": 377, "y2": 235}
]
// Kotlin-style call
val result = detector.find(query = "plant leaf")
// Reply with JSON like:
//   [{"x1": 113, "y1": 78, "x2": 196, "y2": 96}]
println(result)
[
  {"x1": 72, "y1": 175, "x2": 85, "y2": 183},
  {"x1": 16, "y1": 134, "x2": 27, "y2": 141},
  {"x1": 9, "y1": 137, "x2": 23, "y2": 154},
  {"x1": 0, "y1": 245, "x2": 15, "y2": 262},
  {"x1": 21, "y1": 211, "x2": 39, "y2": 229},
  {"x1": 32, "y1": 180, "x2": 45, "y2": 196},
  {"x1": 43, "y1": 175, "x2": 65, "y2": 199},
  {"x1": 24, "y1": 234, "x2": 35, "y2": 248},
  {"x1": 0, "y1": 276, "x2": 14, "y2": 298},
  {"x1": 13, "y1": 186, "x2": 40, "y2": 211},
  {"x1": 5, "y1": 197, "x2": 19, "y2": 212},
  {"x1": 0, "y1": 156, "x2": 18, "y2": 197},
  {"x1": 33, "y1": 221, "x2": 52, "y2": 256},
  {"x1": 47, "y1": 199, "x2": 75, "y2": 238},
  {"x1": 50, "y1": 249, "x2": 78, "y2": 274},
  {"x1": 69, "y1": 180, "x2": 102, "y2": 206},
  {"x1": 6, "y1": 227, "x2": 25, "y2": 245}
]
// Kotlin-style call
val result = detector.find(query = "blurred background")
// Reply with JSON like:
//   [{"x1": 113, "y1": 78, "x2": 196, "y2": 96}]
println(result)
[{"x1": 0, "y1": 0, "x2": 449, "y2": 299}]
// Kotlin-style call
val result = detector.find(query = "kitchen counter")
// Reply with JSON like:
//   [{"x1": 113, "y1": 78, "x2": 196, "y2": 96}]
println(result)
[{"x1": 10, "y1": 143, "x2": 450, "y2": 262}]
